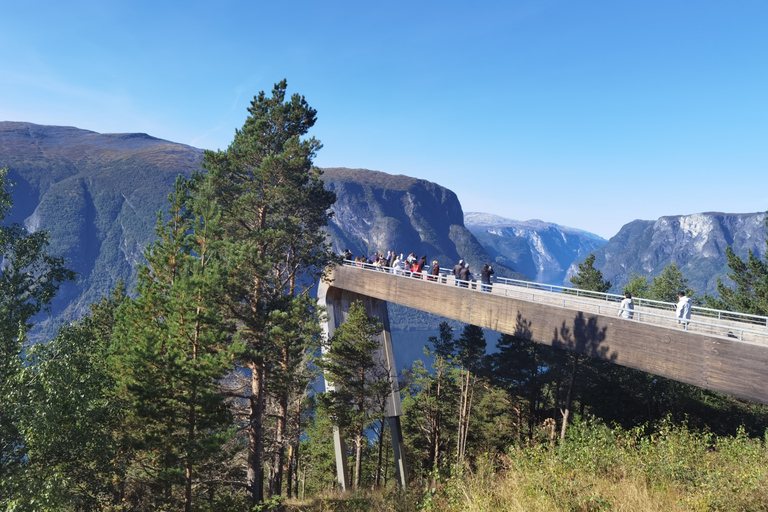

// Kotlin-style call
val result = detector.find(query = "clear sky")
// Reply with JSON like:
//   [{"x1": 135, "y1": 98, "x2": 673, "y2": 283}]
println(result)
[{"x1": 1, "y1": 1, "x2": 766, "y2": 239}]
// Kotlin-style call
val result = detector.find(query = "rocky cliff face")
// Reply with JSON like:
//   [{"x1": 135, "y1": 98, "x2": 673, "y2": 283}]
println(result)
[
  {"x1": 564, "y1": 212, "x2": 768, "y2": 294},
  {"x1": 322, "y1": 168, "x2": 526, "y2": 280},
  {"x1": 465, "y1": 213, "x2": 607, "y2": 284}
]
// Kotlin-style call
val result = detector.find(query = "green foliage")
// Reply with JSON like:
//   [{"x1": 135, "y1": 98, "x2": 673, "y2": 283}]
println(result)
[
  {"x1": 454, "y1": 324, "x2": 486, "y2": 372},
  {"x1": 319, "y1": 301, "x2": 391, "y2": 489},
  {"x1": 569, "y1": 254, "x2": 611, "y2": 293},
  {"x1": 648, "y1": 263, "x2": 695, "y2": 303},
  {"x1": 427, "y1": 321, "x2": 455, "y2": 360},
  {"x1": 199, "y1": 79, "x2": 337, "y2": 504},
  {"x1": 508, "y1": 417, "x2": 768, "y2": 512},
  {"x1": 8, "y1": 287, "x2": 126, "y2": 511},
  {"x1": 110, "y1": 176, "x2": 240, "y2": 510},
  {"x1": 622, "y1": 271, "x2": 650, "y2": 298},
  {"x1": 0, "y1": 166, "x2": 76, "y2": 500},
  {"x1": 401, "y1": 354, "x2": 461, "y2": 475}
]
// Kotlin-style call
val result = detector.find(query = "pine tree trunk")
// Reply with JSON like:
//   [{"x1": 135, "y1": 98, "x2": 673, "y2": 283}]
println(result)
[
  {"x1": 432, "y1": 368, "x2": 442, "y2": 473},
  {"x1": 286, "y1": 445, "x2": 294, "y2": 498},
  {"x1": 247, "y1": 360, "x2": 265, "y2": 505},
  {"x1": 375, "y1": 419, "x2": 384, "y2": 487},
  {"x1": 462, "y1": 374, "x2": 476, "y2": 461},
  {"x1": 560, "y1": 355, "x2": 579, "y2": 440},
  {"x1": 269, "y1": 392, "x2": 287, "y2": 497},
  {"x1": 354, "y1": 433, "x2": 363, "y2": 490}
]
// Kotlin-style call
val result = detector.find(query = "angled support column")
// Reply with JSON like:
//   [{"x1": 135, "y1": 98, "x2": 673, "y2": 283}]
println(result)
[{"x1": 318, "y1": 277, "x2": 408, "y2": 489}]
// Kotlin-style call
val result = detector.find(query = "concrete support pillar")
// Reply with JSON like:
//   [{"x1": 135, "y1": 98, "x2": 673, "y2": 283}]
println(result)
[
  {"x1": 318, "y1": 278, "x2": 408, "y2": 490},
  {"x1": 332, "y1": 426, "x2": 350, "y2": 491},
  {"x1": 388, "y1": 416, "x2": 408, "y2": 488}
]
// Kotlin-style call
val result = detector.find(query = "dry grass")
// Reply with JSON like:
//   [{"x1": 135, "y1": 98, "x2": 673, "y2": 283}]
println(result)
[{"x1": 284, "y1": 419, "x2": 768, "y2": 512}]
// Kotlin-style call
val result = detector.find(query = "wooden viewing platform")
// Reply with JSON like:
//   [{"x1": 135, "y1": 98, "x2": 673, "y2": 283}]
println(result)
[{"x1": 321, "y1": 263, "x2": 768, "y2": 406}]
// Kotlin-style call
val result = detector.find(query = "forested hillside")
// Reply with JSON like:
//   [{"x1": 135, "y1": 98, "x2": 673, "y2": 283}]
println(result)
[{"x1": 0, "y1": 122, "x2": 203, "y2": 338}]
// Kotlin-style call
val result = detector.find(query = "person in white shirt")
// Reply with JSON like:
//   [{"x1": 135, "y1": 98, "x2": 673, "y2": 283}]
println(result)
[
  {"x1": 618, "y1": 292, "x2": 634, "y2": 319},
  {"x1": 676, "y1": 291, "x2": 692, "y2": 326}
]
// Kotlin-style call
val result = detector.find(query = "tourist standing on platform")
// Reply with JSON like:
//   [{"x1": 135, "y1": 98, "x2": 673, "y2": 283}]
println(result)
[
  {"x1": 459, "y1": 264, "x2": 471, "y2": 288},
  {"x1": 429, "y1": 260, "x2": 440, "y2": 282},
  {"x1": 618, "y1": 292, "x2": 634, "y2": 319},
  {"x1": 676, "y1": 291, "x2": 692, "y2": 326},
  {"x1": 480, "y1": 264, "x2": 494, "y2": 292},
  {"x1": 453, "y1": 259, "x2": 464, "y2": 286},
  {"x1": 392, "y1": 254, "x2": 405, "y2": 275}
]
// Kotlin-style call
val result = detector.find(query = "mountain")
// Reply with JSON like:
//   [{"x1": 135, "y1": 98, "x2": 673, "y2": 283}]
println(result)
[
  {"x1": 464, "y1": 213, "x2": 607, "y2": 284},
  {"x1": 564, "y1": 212, "x2": 768, "y2": 295},
  {"x1": 322, "y1": 169, "x2": 526, "y2": 281},
  {"x1": 0, "y1": 121, "x2": 204, "y2": 338},
  {"x1": 0, "y1": 124, "x2": 525, "y2": 339}
]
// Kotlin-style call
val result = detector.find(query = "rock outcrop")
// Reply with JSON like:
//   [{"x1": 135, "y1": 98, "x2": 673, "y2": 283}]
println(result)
[{"x1": 323, "y1": 168, "x2": 526, "y2": 280}]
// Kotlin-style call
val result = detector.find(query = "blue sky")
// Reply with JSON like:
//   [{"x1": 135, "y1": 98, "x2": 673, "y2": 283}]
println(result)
[{"x1": 1, "y1": 1, "x2": 766, "y2": 239}]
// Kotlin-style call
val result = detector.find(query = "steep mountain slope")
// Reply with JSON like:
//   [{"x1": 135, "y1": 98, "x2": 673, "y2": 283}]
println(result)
[
  {"x1": 564, "y1": 212, "x2": 768, "y2": 295},
  {"x1": 465, "y1": 213, "x2": 607, "y2": 284},
  {"x1": 322, "y1": 168, "x2": 527, "y2": 280},
  {"x1": 0, "y1": 121, "x2": 203, "y2": 336}
]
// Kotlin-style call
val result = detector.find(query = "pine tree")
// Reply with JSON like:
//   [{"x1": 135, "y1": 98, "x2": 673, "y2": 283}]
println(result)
[
  {"x1": 708, "y1": 215, "x2": 768, "y2": 315},
  {"x1": 569, "y1": 254, "x2": 611, "y2": 293},
  {"x1": 198, "y1": 80, "x2": 336, "y2": 505},
  {"x1": 318, "y1": 301, "x2": 391, "y2": 490},
  {"x1": 428, "y1": 321, "x2": 455, "y2": 360},
  {"x1": 110, "y1": 177, "x2": 239, "y2": 511},
  {"x1": 491, "y1": 333, "x2": 540, "y2": 440},
  {"x1": 455, "y1": 324, "x2": 486, "y2": 373},
  {"x1": 648, "y1": 263, "x2": 694, "y2": 303},
  {"x1": 623, "y1": 272, "x2": 650, "y2": 298},
  {"x1": 561, "y1": 252, "x2": 612, "y2": 439},
  {"x1": 401, "y1": 351, "x2": 460, "y2": 476}
]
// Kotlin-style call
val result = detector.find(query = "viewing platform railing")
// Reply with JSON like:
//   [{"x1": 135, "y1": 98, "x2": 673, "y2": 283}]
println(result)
[{"x1": 340, "y1": 259, "x2": 768, "y2": 345}]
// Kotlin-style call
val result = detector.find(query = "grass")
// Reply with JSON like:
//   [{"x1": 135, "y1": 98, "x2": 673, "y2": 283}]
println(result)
[{"x1": 286, "y1": 417, "x2": 768, "y2": 511}]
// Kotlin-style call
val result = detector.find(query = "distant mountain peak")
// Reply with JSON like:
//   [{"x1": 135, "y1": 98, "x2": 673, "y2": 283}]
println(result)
[
  {"x1": 465, "y1": 212, "x2": 606, "y2": 241},
  {"x1": 464, "y1": 212, "x2": 607, "y2": 284}
]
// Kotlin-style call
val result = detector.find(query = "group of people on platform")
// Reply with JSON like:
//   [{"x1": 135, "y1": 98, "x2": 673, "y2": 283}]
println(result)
[
  {"x1": 342, "y1": 249, "x2": 494, "y2": 291},
  {"x1": 451, "y1": 259, "x2": 495, "y2": 292},
  {"x1": 345, "y1": 249, "x2": 696, "y2": 321}
]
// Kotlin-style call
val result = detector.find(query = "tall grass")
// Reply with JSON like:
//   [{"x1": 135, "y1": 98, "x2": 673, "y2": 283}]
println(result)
[{"x1": 287, "y1": 417, "x2": 768, "y2": 511}]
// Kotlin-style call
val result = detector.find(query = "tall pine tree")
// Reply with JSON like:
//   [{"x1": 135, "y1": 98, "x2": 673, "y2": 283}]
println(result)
[
  {"x1": 708, "y1": 214, "x2": 768, "y2": 315},
  {"x1": 198, "y1": 79, "x2": 336, "y2": 505},
  {"x1": 110, "y1": 177, "x2": 239, "y2": 512},
  {"x1": 318, "y1": 301, "x2": 391, "y2": 491}
]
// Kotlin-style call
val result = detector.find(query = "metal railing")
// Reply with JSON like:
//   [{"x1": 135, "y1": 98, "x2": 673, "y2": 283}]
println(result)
[{"x1": 340, "y1": 259, "x2": 768, "y2": 344}]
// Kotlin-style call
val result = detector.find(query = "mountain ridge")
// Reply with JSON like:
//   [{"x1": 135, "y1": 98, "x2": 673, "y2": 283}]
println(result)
[
  {"x1": 465, "y1": 212, "x2": 607, "y2": 284},
  {"x1": 564, "y1": 211, "x2": 768, "y2": 295}
]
